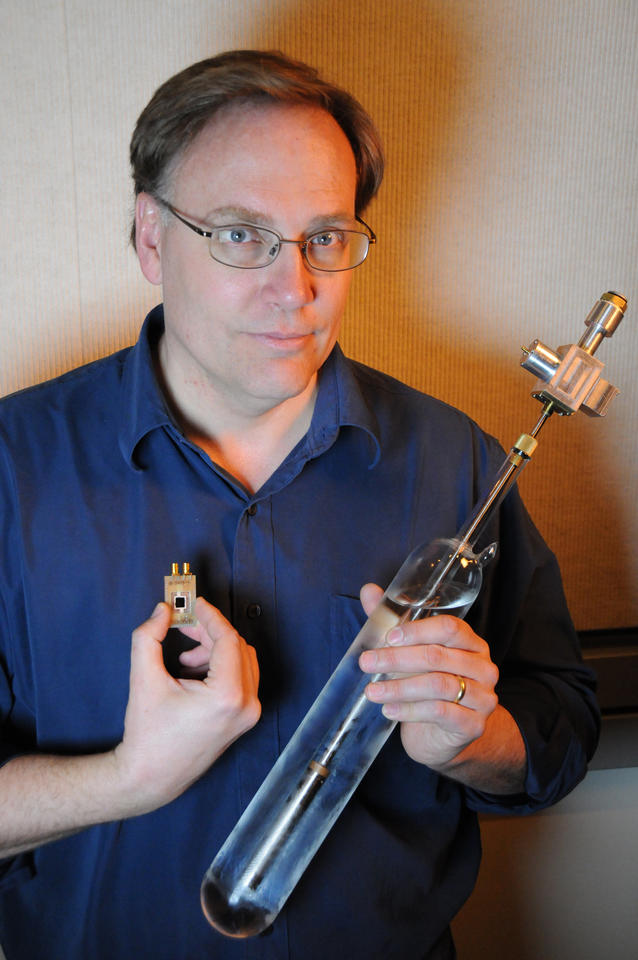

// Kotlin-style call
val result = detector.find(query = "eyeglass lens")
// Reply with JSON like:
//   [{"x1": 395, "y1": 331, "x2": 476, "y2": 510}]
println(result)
[{"x1": 208, "y1": 225, "x2": 370, "y2": 271}]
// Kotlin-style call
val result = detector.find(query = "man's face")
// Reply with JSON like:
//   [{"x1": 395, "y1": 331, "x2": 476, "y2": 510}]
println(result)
[{"x1": 139, "y1": 102, "x2": 358, "y2": 420}]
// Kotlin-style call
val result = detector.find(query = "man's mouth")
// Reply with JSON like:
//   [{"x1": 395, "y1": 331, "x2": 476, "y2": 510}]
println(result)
[{"x1": 251, "y1": 331, "x2": 314, "y2": 351}]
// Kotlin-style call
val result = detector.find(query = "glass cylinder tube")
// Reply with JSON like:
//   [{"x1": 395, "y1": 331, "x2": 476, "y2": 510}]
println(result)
[{"x1": 201, "y1": 537, "x2": 494, "y2": 937}]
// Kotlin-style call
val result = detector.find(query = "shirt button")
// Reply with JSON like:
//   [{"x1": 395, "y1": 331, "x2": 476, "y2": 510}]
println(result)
[
  {"x1": 246, "y1": 603, "x2": 262, "y2": 619},
  {"x1": 247, "y1": 504, "x2": 258, "y2": 517}
]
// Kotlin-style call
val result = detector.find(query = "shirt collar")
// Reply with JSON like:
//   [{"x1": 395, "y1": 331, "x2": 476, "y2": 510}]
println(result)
[
  {"x1": 118, "y1": 305, "x2": 382, "y2": 471},
  {"x1": 304, "y1": 343, "x2": 382, "y2": 469},
  {"x1": 118, "y1": 305, "x2": 174, "y2": 469}
]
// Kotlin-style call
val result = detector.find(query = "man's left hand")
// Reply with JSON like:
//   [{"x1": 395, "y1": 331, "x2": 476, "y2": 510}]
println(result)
[{"x1": 358, "y1": 583, "x2": 505, "y2": 776}]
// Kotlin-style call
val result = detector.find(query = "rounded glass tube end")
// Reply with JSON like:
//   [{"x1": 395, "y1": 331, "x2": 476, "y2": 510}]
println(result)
[{"x1": 201, "y1": 870, "x2": 275, "y2": 938}]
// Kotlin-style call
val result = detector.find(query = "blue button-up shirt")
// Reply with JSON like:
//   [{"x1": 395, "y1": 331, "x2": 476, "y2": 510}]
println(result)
[{"x1": 0, "y1": 306, "x2": 598, "y2": 959}]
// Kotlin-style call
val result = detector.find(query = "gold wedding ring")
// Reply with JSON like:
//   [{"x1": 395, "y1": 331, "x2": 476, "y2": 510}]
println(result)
[{"x1": 454, "y1": 676, "x2": 466, "y2": 704}]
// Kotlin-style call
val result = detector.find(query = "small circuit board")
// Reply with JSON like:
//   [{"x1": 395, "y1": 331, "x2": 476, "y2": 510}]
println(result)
[{"x1": 164, "y1": 563, "x2": 197, "y2": 625}]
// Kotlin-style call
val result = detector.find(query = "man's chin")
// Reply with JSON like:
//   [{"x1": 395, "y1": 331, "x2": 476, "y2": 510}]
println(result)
[{"x1": 246, "y1": 365, "x2": 319, "y2": 416}]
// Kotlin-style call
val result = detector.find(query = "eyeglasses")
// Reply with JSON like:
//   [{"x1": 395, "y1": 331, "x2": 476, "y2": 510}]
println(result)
[{"x1": 157, "y1": 199, "x2": 376, "y2": 272}]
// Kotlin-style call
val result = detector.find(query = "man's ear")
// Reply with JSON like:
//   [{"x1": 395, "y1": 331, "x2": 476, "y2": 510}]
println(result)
[{"x1": 135, "y1": 193, "x2": 164, "y2": 285}]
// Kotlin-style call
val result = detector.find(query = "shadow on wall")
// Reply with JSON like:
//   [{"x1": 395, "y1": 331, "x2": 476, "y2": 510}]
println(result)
[
  {"x1": 451, "y1": 766, "x2": 638, "y2": 960},
  {"x1": 218, "y1": 0, "x2": 473, "y2": 370},
  {"x1": 26, "y1": 0, "x2": 629, "y2": 626},
  {"x1": 229, "y1": 0, "x2": 631, "y2": 629},
  {"x1": 42, "y1": 0, "x2": 473, "y2": 399}
]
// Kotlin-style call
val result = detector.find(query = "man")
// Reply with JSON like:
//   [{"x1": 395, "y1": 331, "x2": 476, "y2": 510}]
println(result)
[{"x1": 0, "y1": 51, "x2": 598, "y2": 959}]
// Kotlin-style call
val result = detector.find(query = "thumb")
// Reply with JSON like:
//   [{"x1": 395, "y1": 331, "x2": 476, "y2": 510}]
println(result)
[
  {"x1": 129, "y1": 602, "x2": 172, "y2": 682},
  {"x1": 360, "y1": 582, "x2": 384, "y2": 617}
]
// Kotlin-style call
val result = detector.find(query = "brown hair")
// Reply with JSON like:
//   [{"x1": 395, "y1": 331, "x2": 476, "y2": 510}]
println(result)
[{"x1": 129, "y1": 49, "x2": 384, "y2": 246}]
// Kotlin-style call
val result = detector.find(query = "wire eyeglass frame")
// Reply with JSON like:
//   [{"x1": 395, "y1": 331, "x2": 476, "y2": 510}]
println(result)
[{"x1": 156, "y1": 198, "x2": 376, "y2": 272}]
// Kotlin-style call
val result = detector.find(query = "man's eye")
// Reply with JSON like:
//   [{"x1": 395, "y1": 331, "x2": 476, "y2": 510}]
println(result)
[
  {"x1": 216, "y1": 226, "x2": 265, "y2": 244},
  {"x1": 310, "y1": 231, "x2": 345, "y2": 247}
]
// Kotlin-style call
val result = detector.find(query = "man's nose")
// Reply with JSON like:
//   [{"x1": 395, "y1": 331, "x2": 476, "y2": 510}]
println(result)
[{"x1": 264, "y1": 241, "x2": 316, "y2": 308}]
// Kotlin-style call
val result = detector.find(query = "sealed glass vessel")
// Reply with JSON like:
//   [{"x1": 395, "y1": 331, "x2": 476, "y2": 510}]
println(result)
[
  {"x1": 201, "y1": 292, "x2": 626, "y2": 939},
  {"x1": 201, "y1": 537, "x2": 495, "y2": 937}
]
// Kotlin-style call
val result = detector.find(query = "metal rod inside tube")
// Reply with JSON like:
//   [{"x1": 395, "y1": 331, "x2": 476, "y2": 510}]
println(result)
[
  {"x1": 458, "y1": 405, "x2": 554, "y2": 551},
  {"x1": 223, "y1": 406, "x2": 558, "y2": 898},
  {"x1": 240, "y1": 590, "x2": 433, "y2": 892},
  {"x1": 426, "y1": 407, "x2": 555, "y2": 604},
  {"x1": 242, "y1": 763, "x2": 328, "y2": 891}
]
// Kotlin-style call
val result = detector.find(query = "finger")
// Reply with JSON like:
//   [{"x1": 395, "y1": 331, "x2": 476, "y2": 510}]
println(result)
[
  {"x1": 192, "y1": 599, "x2": 259, "y2": 693},
  {"x1": 384, "y1": 615, "x2": 489, "y2": 655},
  {"x1": 360, "y1": 641, "x2": 494, "y2": 685},
  {"x1": 368, "y1": 674, "x2": 498, "y2": 724},
  {"x1": 380, "y1": 693, "x2": 493, "y2": 731},
  {"x1": 129, "y1": 602, "x2": 172, "y2": 683},
  {"x1": 178, "y1": 645, "x2": 210, "y2": 668},
  {"x1": 173, "y1": 598, "x2": 259, "y2": 708},
  {"x1": 175, "y1": 596, "x2": 228, "y2": 648},
  {"x1": 360, "y1": 582, "x2": 384, "y2": 617},
  {"x1": 367, "y1": 672, "x2": 479, "y2": 708},
  {"x1": 192, "y1": 596, "x2": 239, "y2": 641},
  {"x1": 246, "y1": 642, "x2": 260, "y2": 688},
  {"x1": 177, "y1": 599, "x2": 233, "y2": 672},
  {"x1": 177, "y1": 622, "x2": 212, "y2": 648}
]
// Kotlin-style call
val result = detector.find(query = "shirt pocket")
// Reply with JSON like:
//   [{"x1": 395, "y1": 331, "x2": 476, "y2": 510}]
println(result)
[{"x1": 328, "y1": 593, "x2": 367, "y2": 673}]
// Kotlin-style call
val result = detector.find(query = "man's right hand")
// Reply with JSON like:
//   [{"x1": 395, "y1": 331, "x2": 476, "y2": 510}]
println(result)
[
  {"x1": 0, "y1": 598, "x2": 260, "y2": 858},
  {"x1": 113, "y1": 597, "x2": 261, "y2": 812}
]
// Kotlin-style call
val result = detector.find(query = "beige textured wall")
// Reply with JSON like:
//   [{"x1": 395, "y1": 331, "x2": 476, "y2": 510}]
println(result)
[
  {"x1": 1, "y1": 0, "x2": 636, "y2": 629},
  {"x1": 451, "y1": 765, "x2": 638, "y2": 959}
]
